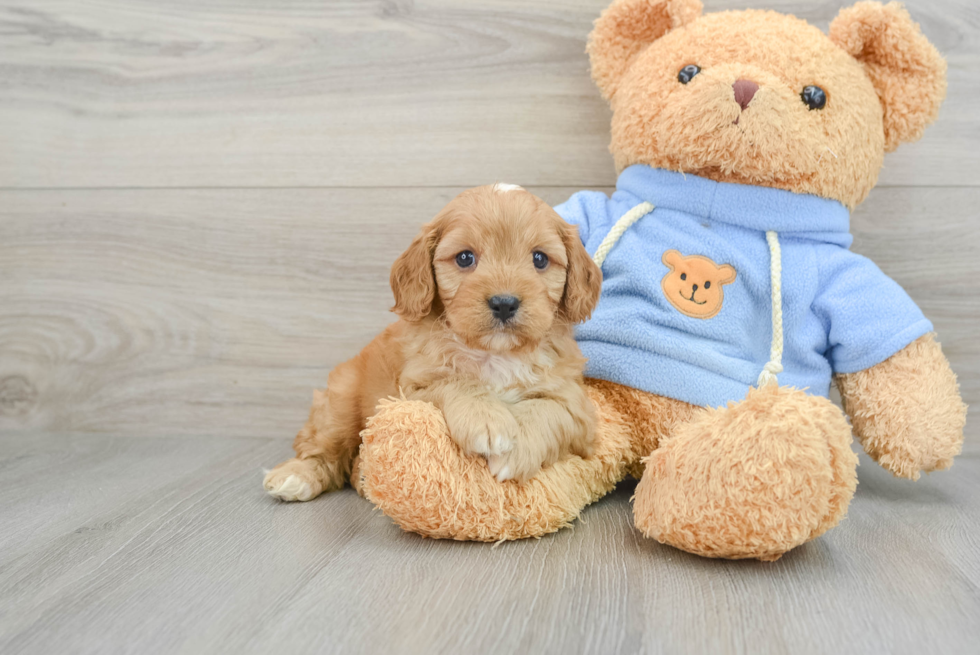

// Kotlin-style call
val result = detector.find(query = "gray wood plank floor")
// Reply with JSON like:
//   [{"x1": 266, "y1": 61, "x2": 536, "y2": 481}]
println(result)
[
  {"x1": 1, "y1": 434, "x2": 978, "y2": 655},
  {"x1": 1, "y1": 0, "x2": 978, "y2": 652}
]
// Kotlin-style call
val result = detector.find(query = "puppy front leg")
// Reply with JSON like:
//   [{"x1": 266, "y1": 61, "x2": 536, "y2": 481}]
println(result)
[
  {"x1": 488, "y1": 391, "x2": 596, "y2": 482},
  {"x1": 410, "y1": 382, "x2": 518, "y2": 459},
  {"x1": 444, "y1": 392, "x2": 521, "y2": 458}
]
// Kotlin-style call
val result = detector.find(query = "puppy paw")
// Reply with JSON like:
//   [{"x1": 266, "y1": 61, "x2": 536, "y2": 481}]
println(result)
[
  {"x1": 486, "y1": 448, "x2": 543, "y2": 483},
  {"x1": 445, "y1": 401, "x2": 518, "y2": 458},
  {"x1": 264, "y1": 472, "x2": 315, "y2": 501},
  {"x1": 263, "y1": 457, "x2": 333, "y2": 501}
]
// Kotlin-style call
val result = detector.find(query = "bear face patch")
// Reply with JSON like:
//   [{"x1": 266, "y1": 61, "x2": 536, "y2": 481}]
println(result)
[{"x1": 661, "y1": 250, "x2": 737, "y2": 319}]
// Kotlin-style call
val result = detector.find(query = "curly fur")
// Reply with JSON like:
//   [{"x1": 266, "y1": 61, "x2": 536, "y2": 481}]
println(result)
[
  {"x1": 633, "y1": 384, "x2": 858, "y2": 561},
  {"x1": 358, "y1": 386, "x2": 632, "y2": 541},
  {"x1": 837, "y1": 333, "x2": 966, "y2": 480},
  {"x1": 589, "y1": 0, "x2": 945, "y2": 208}
]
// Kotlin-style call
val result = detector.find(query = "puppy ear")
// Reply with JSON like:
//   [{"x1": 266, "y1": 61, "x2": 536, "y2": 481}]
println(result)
[
  {"x1": 560, "y1": 221, "x2": 603, "y2": 324},
  {"x1": 830, "y1": 1, "x2": 946, "y2": 152},
  {"x1": 662, "y1": 249, "x2": 682, "y2": 269},
  {"x1": 588, "y1": 0, "x2": 703, "y2": 101},
  {"x1": 390, "y1": 219, "x2": 440, "y2": 322}
]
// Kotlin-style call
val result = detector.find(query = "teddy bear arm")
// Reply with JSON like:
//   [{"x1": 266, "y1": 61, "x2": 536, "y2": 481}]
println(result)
[
  {"x1": 836, "y1": 333, "x2": 966, "y2": 480},
  {"x1": 355, "y1": 387, "x2": 636, "y2": 541}
]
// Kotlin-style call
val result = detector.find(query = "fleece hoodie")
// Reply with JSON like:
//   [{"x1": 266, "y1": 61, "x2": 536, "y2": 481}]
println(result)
[{"x1": 555, "y1": 165, "x2": 932, "y2": 409}]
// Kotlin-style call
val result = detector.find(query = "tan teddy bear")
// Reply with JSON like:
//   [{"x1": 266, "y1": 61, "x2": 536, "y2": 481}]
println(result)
[{"x1": 351, "y1": 0, "x2": 967, "y2": 560}]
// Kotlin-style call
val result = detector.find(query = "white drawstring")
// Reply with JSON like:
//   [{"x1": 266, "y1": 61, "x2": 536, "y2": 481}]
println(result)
[
  {"x1": 592, "y1": 202, "x2": 784, "y2": 390},
  {"x1": 756, "y1": 230, "x2": 783, "y2": 387},
  {"x1": 591, "y1": 202, "x2": 655, "y2": 268}
]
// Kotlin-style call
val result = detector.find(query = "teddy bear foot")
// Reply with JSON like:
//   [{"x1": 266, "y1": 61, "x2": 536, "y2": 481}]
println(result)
[
  {"x1": 356, "y1": 392, "x2": 631, "y2": 541},
  {"x1": 632, "y1": 384, "x2": 858, "y2": 561}
]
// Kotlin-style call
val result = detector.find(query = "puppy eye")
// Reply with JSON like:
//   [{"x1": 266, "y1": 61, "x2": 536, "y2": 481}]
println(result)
[
  {"x1": 455, "y1": 251, "x2": 475, "y2": 268},
  {"x1": 532, "y1": 251, "x2": 549, "y2": 270},
  {"x1": 704, "y1": 281, "x2": 711, "y2": 289},
  {"x1": 680, "y1": 273, "x2": 687, "y2": 281},
  {"x1": 801, "y1": 85, "x2": 827, "y2": 110},
  {"x1": 678, "y1": 65, "x2": 701, "y2": 84}
]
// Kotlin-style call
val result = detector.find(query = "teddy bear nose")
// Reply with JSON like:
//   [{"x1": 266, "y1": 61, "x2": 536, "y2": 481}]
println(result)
[{"x1": 733, "y1": 79, "x2": 759, "y2": 110}]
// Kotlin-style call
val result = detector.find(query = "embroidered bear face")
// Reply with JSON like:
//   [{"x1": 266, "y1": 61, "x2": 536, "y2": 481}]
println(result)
[{"x1": 661, "y1": 250, "x2": 736, "y2": 319}]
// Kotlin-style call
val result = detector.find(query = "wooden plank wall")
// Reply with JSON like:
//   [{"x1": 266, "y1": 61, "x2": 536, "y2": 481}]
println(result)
[{"x1": 1, "y1": 0, "x2": 977, "y2": 440}]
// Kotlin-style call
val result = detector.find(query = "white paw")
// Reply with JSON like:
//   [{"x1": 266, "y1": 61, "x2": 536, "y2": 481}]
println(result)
[
  {"x1": 263, "y1": 472, "x2": 314, "y2": 502},
  {"x1": 467, "y1": 429, "x2": 513, "y2": 458},
  {"x1": 487, "y1": 455, "x2": 514, "y2": 482},
  {"x1": 488, "y1": 431, "x2": 514, "y2": 457},
  {"x1": 445, "y1": 405, "x2": 517, "y2": 458}
]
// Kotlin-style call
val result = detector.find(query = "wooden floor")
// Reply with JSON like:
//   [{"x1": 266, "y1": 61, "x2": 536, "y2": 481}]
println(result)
[
  {"x1": 1, "y1": 1, "x2": 978, "y2": 653},
  {"x1": 1, "y1": 434, "x2": 978, "y2": 654}
]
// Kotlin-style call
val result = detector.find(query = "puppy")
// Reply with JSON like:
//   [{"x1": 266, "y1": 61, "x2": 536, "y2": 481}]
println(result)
[{"x1": 263, "y1": 184, "x2": 602, "y2": 502}]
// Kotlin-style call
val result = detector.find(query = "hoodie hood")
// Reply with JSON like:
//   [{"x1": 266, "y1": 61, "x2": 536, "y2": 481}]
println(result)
[{"x1": 616, "y1": 165, "x2": 853, "y2": 247}]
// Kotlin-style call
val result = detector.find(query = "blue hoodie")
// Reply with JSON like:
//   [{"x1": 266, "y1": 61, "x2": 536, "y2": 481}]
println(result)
[{"x1": 555, "y1": 165, "x2": 931, "y2": 409}]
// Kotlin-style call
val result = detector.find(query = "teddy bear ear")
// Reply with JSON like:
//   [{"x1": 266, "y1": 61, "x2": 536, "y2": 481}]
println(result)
[
  {"x1": 588, "y1": 0, "x2": 704, "y2": 101},
  {"x1": 829, "y1": 1, "x2": 947, "y2": 152}
]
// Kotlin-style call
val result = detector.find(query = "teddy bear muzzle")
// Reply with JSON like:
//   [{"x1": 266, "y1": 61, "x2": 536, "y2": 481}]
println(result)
[{"x1": 732, "y1": 78, "x2": 759, "y2": 111}]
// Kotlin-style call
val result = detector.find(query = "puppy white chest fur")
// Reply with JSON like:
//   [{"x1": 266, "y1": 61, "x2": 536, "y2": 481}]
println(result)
[
  {"x1": 447, "y1": 340, "x2": 550, "y2": 396},
  {"x1": 475, "y1": 351, "x2": 539, "y2": 392}
]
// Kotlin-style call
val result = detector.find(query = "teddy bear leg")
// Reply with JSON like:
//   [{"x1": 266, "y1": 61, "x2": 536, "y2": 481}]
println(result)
[
  {"x1": 633, "y1": 385, "x2": 858, "y2": 561},
  {"x1": 356, "y1": 381, "x2": 639, "y2": 541},
  {"x1": 349, "y1": 452, "x2": 364, "y2": 497},
  {"x1": 587, "y1": 379, "x2": 700, "y2": 479}
]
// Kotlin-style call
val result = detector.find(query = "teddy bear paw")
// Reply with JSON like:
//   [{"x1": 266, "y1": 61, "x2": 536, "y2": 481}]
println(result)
[{"x1": 632, "y1": 385, "x2": 858, "y2": 561}]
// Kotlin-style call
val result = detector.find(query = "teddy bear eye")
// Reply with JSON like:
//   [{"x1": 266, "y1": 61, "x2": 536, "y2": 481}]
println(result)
[
  {"x1": 680, "y1": 273, "x2": 687, "y2": 281},
  {"x1": 704, "y1": 281, "x2": 711, "y2": 289},
  {"x1": 801, "y1": 85, "x2": 827, "y2": 110},
  {"x1": 677, "y1": 65, "x2": 701, "y2": 84}
]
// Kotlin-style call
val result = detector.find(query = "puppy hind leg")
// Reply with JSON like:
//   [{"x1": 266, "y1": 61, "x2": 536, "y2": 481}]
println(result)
[
  {"x1": 265, "y1": 373, "x2": 364, "y2": 502},
  {"x1": 263, "y1": 455, "x2": 340, "y2": 502},
  {"x1": 264, "y1": 416, "x2": 351, "y2": 501}
]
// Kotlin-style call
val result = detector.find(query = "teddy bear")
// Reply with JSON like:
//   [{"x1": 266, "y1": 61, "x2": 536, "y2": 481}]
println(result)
[{"x1": 351, "y1": 0, "x2": 967, "y2": 560}]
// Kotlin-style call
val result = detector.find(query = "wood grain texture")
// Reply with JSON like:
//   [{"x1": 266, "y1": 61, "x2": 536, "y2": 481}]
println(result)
[
  {"x1": 1, "y1": 0, "x2": 978, "y2": 652},
  {"x1": 1, "y1": 186, "x2": 977, "y2": 439},
  {"x1": 0, "y1": 433, "x2": 978, "y2": 655},
  {"x1": 0, "y1": 0, "x2": 977, "y2": 189}
]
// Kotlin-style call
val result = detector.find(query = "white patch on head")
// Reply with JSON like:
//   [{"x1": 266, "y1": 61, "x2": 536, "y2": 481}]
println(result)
[{"x1": 493, "y1": 183, "x2": 523, "y2": 193}]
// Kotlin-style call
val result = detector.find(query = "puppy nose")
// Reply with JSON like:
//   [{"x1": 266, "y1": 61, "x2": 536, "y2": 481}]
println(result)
[
  {"x1": 488, "y1": 295, "x2": 521, "y2": 322},
  {"x1": 733, "y1": 79, "x2": 759, "y2": 110}
]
